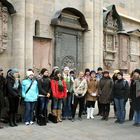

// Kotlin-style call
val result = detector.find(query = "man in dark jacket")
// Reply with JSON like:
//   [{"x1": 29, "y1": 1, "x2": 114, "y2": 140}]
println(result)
[
  {"x1": 112, "y1": 72, "x2": 129, "y2": 124},
  {"x1": 130, "y1": 69, "x2": 140, "y2": 126},
  {"x1": 0, "y1": 68, "x2": 6, "y2": 129}
]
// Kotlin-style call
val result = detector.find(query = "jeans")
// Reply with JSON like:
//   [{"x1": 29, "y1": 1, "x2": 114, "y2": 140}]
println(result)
[
  {"x1": 62, "y1": 94, "x2": 72, "y2": 117},
  {"x1": 53, "y1": 98, "x2": 63, "y2": 110},
  {"x1": 114, "y1": 98, "x2": 125, "y2": 122},
  {"x1": 24, "y1": 102, "x2": 36, "y2": 122},
  {"x1": 134, "y1": 111, "x2": 140, "y2": 124},
  {"x1": 72, "y1": 95, "x2": 85, "y2": 118},
  {"x1": 38, "y1": 97, "x2": 49, "y2": 115}
]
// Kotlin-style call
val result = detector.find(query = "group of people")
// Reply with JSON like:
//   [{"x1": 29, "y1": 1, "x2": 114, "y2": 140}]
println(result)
[{"x1": 0, "y1": 66, "x2": 140, "y2": 129}]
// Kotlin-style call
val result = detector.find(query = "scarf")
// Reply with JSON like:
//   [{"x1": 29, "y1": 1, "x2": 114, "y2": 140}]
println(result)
[{"x1": 58, "y1": 79, "x2": 64, "y2": 92}]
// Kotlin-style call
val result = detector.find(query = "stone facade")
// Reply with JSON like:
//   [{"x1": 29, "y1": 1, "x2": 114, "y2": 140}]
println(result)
[{"x1": 0, "y1": 0, "x2": 140, "y2": 76}]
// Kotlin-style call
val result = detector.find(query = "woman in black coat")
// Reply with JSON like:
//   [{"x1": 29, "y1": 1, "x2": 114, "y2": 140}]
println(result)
[
  {"x1": 130, "y1": 69, "x2": 140, "y2": 126},
  {"x1": 38, "y1": 68, "x2": 51, "y2": 119},
  {"x1": 6, "y1": 69, "x2": 21, "y2": 127}
]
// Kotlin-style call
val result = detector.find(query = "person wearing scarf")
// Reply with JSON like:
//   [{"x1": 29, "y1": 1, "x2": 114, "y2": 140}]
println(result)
[
  {"x1": 51, "y1": 69, "x2": 67, "y2": 122},
  {"x1": 62, "y1": 67, "x2": 74, "y2": 120},
  {"x1": 6, "y1": 68, "x2": 21, "y2": 127}
]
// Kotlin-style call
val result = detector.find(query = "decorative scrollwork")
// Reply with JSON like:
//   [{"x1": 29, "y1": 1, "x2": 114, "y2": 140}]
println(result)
[
  {"x1": 61, "y1": 56, "x2": 75, "y2": 69},
  {"x1": 0, "y1": 2, "x2": 8, "y2": 54}
]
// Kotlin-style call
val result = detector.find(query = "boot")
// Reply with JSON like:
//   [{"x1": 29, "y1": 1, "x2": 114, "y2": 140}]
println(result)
[
  {"x1": 105, "y1": 112, "x2": 109, "y2": 121},
  {"x1": 0, "y1": 123, "x2": 3, "y2": 129},
  {"x1": 57, "y1": 110, "x2": 62, "y2": 122},
  {"x1": 53, "y1": 109, "x2": 57, "y2": 116},
  {"x1": 90, "y1": 108, "x2": 94, "y2": 119},
  {"x1": 13, "y1": 113, "x2": 18, "y2": 126},
  {"x1": 9, "y1": 113, "x2": 15, "y2": 127},
  {"x1": 87, "y1": 108, "x2": 90, "y2": 119}
]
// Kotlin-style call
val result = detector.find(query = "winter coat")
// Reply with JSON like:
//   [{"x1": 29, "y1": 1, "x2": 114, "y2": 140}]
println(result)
[
  {"x1": 86, "y1": 78, "x2": 99, "y2": 101},
  {"x1": 0, "y1": 75, "x2": 6, "y2": 112},
  {"x1": 112, "y1": 79, "x2": 130, "y2": 100},
  {"x1": 130, "y1": 80, "x2": 140, "y2": 111},
  {"x1": 51, "y1": 79, "x2": 67, "y2": 99},
  {"x1": 99, "y1": 77, "x2": 113, "y2": 104},
  {"x1": 73, "y1": 78, "x2": 87, "y2": 97},
  {"x1": 38, "y1": 76, "x2": 51, "y2": 97},
  {"x1": 6, "y1": 75, "x2": 21, "y2": 98},
  {"x1": 22, "y1": 78, "x2": 39, "y2": 102}
]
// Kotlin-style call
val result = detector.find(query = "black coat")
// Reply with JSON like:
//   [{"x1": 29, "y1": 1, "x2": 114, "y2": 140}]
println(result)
[
  {"x1": 130, "y1": 80, "x2": 140, "y2": 111},
  {"x1": 38, "y1": 76, "x2": 51, "y2": 97},
  {"x1": 112, "y1": 79, "x2": 130, "y2": 100},
  {"x1": 6, "y1": 76, "x2": 21, "y2": 98}
]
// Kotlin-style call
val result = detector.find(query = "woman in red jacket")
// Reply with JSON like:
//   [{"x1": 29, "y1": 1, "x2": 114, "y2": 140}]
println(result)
[{"x1": 51, "y1": 69, "x2": 67, "y2": 122}]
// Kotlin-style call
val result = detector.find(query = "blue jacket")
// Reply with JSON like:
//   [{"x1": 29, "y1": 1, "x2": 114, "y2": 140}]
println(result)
[{"x1": 22, "y1": 78, "x2": 39, "y2": 102}]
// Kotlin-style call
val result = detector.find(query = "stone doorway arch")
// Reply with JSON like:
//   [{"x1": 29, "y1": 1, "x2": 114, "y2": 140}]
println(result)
[{"x1": 51, "y1": 7, "x2": 88, "y2": 71}]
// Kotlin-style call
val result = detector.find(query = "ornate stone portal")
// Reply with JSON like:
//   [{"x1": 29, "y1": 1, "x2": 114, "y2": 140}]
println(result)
[{"x1": 0, "y1": 2, "x2": 8, "y2": 53}]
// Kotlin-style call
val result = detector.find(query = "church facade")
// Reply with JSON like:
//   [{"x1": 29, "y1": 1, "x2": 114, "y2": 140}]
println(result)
[{"x1": 0, "y1": 0, "x2": 140, "y2": 76}]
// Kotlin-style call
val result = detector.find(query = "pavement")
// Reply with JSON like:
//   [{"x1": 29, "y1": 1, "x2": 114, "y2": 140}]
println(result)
[{"x1": 0, "y1": 102, "x2": 140, "y2": 140}]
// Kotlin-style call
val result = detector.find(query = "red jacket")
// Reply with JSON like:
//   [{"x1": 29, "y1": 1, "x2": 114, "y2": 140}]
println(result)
[{"x1": 51, "y1": 79, "x2": 67, "y2": 99}]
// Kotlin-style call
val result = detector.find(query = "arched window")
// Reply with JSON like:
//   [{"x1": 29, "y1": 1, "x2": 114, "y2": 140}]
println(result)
[{"x1": 35, "y1": 20, "x2": 40, "y2": 36}]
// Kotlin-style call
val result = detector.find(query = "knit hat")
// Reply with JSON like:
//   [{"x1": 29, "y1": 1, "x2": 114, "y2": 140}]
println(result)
[
  {"x1": 114, "y1": 70, "x2": 120, "y2": 74},
  {"x1": 40, "y1": 68, "x2": 48, "y2": 75},
  {"x1": 64, "y1": 66, "x2": 70, "y2": 71},
  {"x1": 134, "y1": 69, "x2": 140, "y2": 75},
  {"x1": 117, "y1": 72, "x2": 123, "y2": 77},
  {"x1": 26, "y1": 70, "x2": 34, "y2": 77},
  {"x1": 11, "y1": 68, "x2": 19, "y2": 75}
]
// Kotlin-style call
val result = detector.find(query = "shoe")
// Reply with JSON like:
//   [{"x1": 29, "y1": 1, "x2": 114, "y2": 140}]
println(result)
[
  {"x1": 119, "y1": 121, "x2": 124, "y2": 124},
  {"x1": 13, "y1": 122, "x2": 18, "y2": 126},
  {"x1": 87, "y1": 108, "x2": 90, "y2": 119},
  {"x1": 9, "y1": 122, "x2": 15, "y2": 127},
  {"x1": 115, "y1": 120, "x2": 120, "y2": 123},
  {"x1": 71, "y1": 118, "x2": 75, "y2": 122},
  {"x1": 30, "y1": 121, "x2": 34, "y2": 125},
  {"x1": 133, "y1": 123, "x2": 139, "y2": 126},
  {"x1": 101, "y1": 117, "x2": 105, "y2": 120},
  {"x1": 78, "y1": 117, "x2": 82, "y2": 121},
  {"x1": 0, "y1": 125, "x2": 3, "y2": 129},
  {"x1": 25, "y1": 122, "x2": 30, "y2": 125}
]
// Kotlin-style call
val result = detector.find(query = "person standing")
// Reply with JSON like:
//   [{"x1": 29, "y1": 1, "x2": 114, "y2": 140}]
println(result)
[
  {"x1": 22, "y1": 70, "x2": 39, "y2": 125},
  {"x1": 51, "y1": 69, "x2": 67, "y2": 122},
  {"x1": 72, "y1": 71, "x2": 87, "y2": 121},
  {"x1": 130, "y1": 69, "x2": 140, "y2": 127},
  {"x1": 86, "y1": 70, "x2": 98, "y2": 119},
  {"x1": 96, "y1": 67, "x2": 103, "y2": 116},
  {"x1": 38, "y1": 68, "x2": 51, "y2": 121},
  {"x1": 6, "y1": 69, "x2": 21, "y2": 127},
  {"x1": 112, "y1": 72, "x2": 129, "y2": 124},
  {"x1": 99, "y1": 71, "x2": 113, "y2": 121},
  {"x1": 0, "y1": 68, "x2": 6, "y2": 129},
  {"x1": 62, "y1": 67, "x2": 74, "y2": 120}
]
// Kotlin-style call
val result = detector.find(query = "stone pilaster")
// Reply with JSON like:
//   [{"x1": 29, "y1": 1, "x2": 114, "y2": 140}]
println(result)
[
  {"x1": 93, "y1": 0, "x2": 103, "y2": 69},
  {"x1": 11, "y1": 0, "x2": 25, "y2": 76},
  {"x1": 25, "y1": 0, "x2": 34, "y2": 70},
  {"x1": 83, "y1": 0, "x2": 94, "y2": 69}
]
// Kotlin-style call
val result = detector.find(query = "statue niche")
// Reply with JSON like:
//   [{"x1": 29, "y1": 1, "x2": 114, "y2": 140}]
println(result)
[{"x1": 0, "y1": 2, "x2": 8, "y2": 54}]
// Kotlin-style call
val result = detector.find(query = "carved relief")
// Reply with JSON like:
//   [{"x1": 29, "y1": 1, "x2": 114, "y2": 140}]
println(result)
[
  {"x1": 0, "y1": 2, "x2": 8, "y2": 53},
  {"x1": 61, "y1": 56, "x2": 75, "y2": 69}
]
